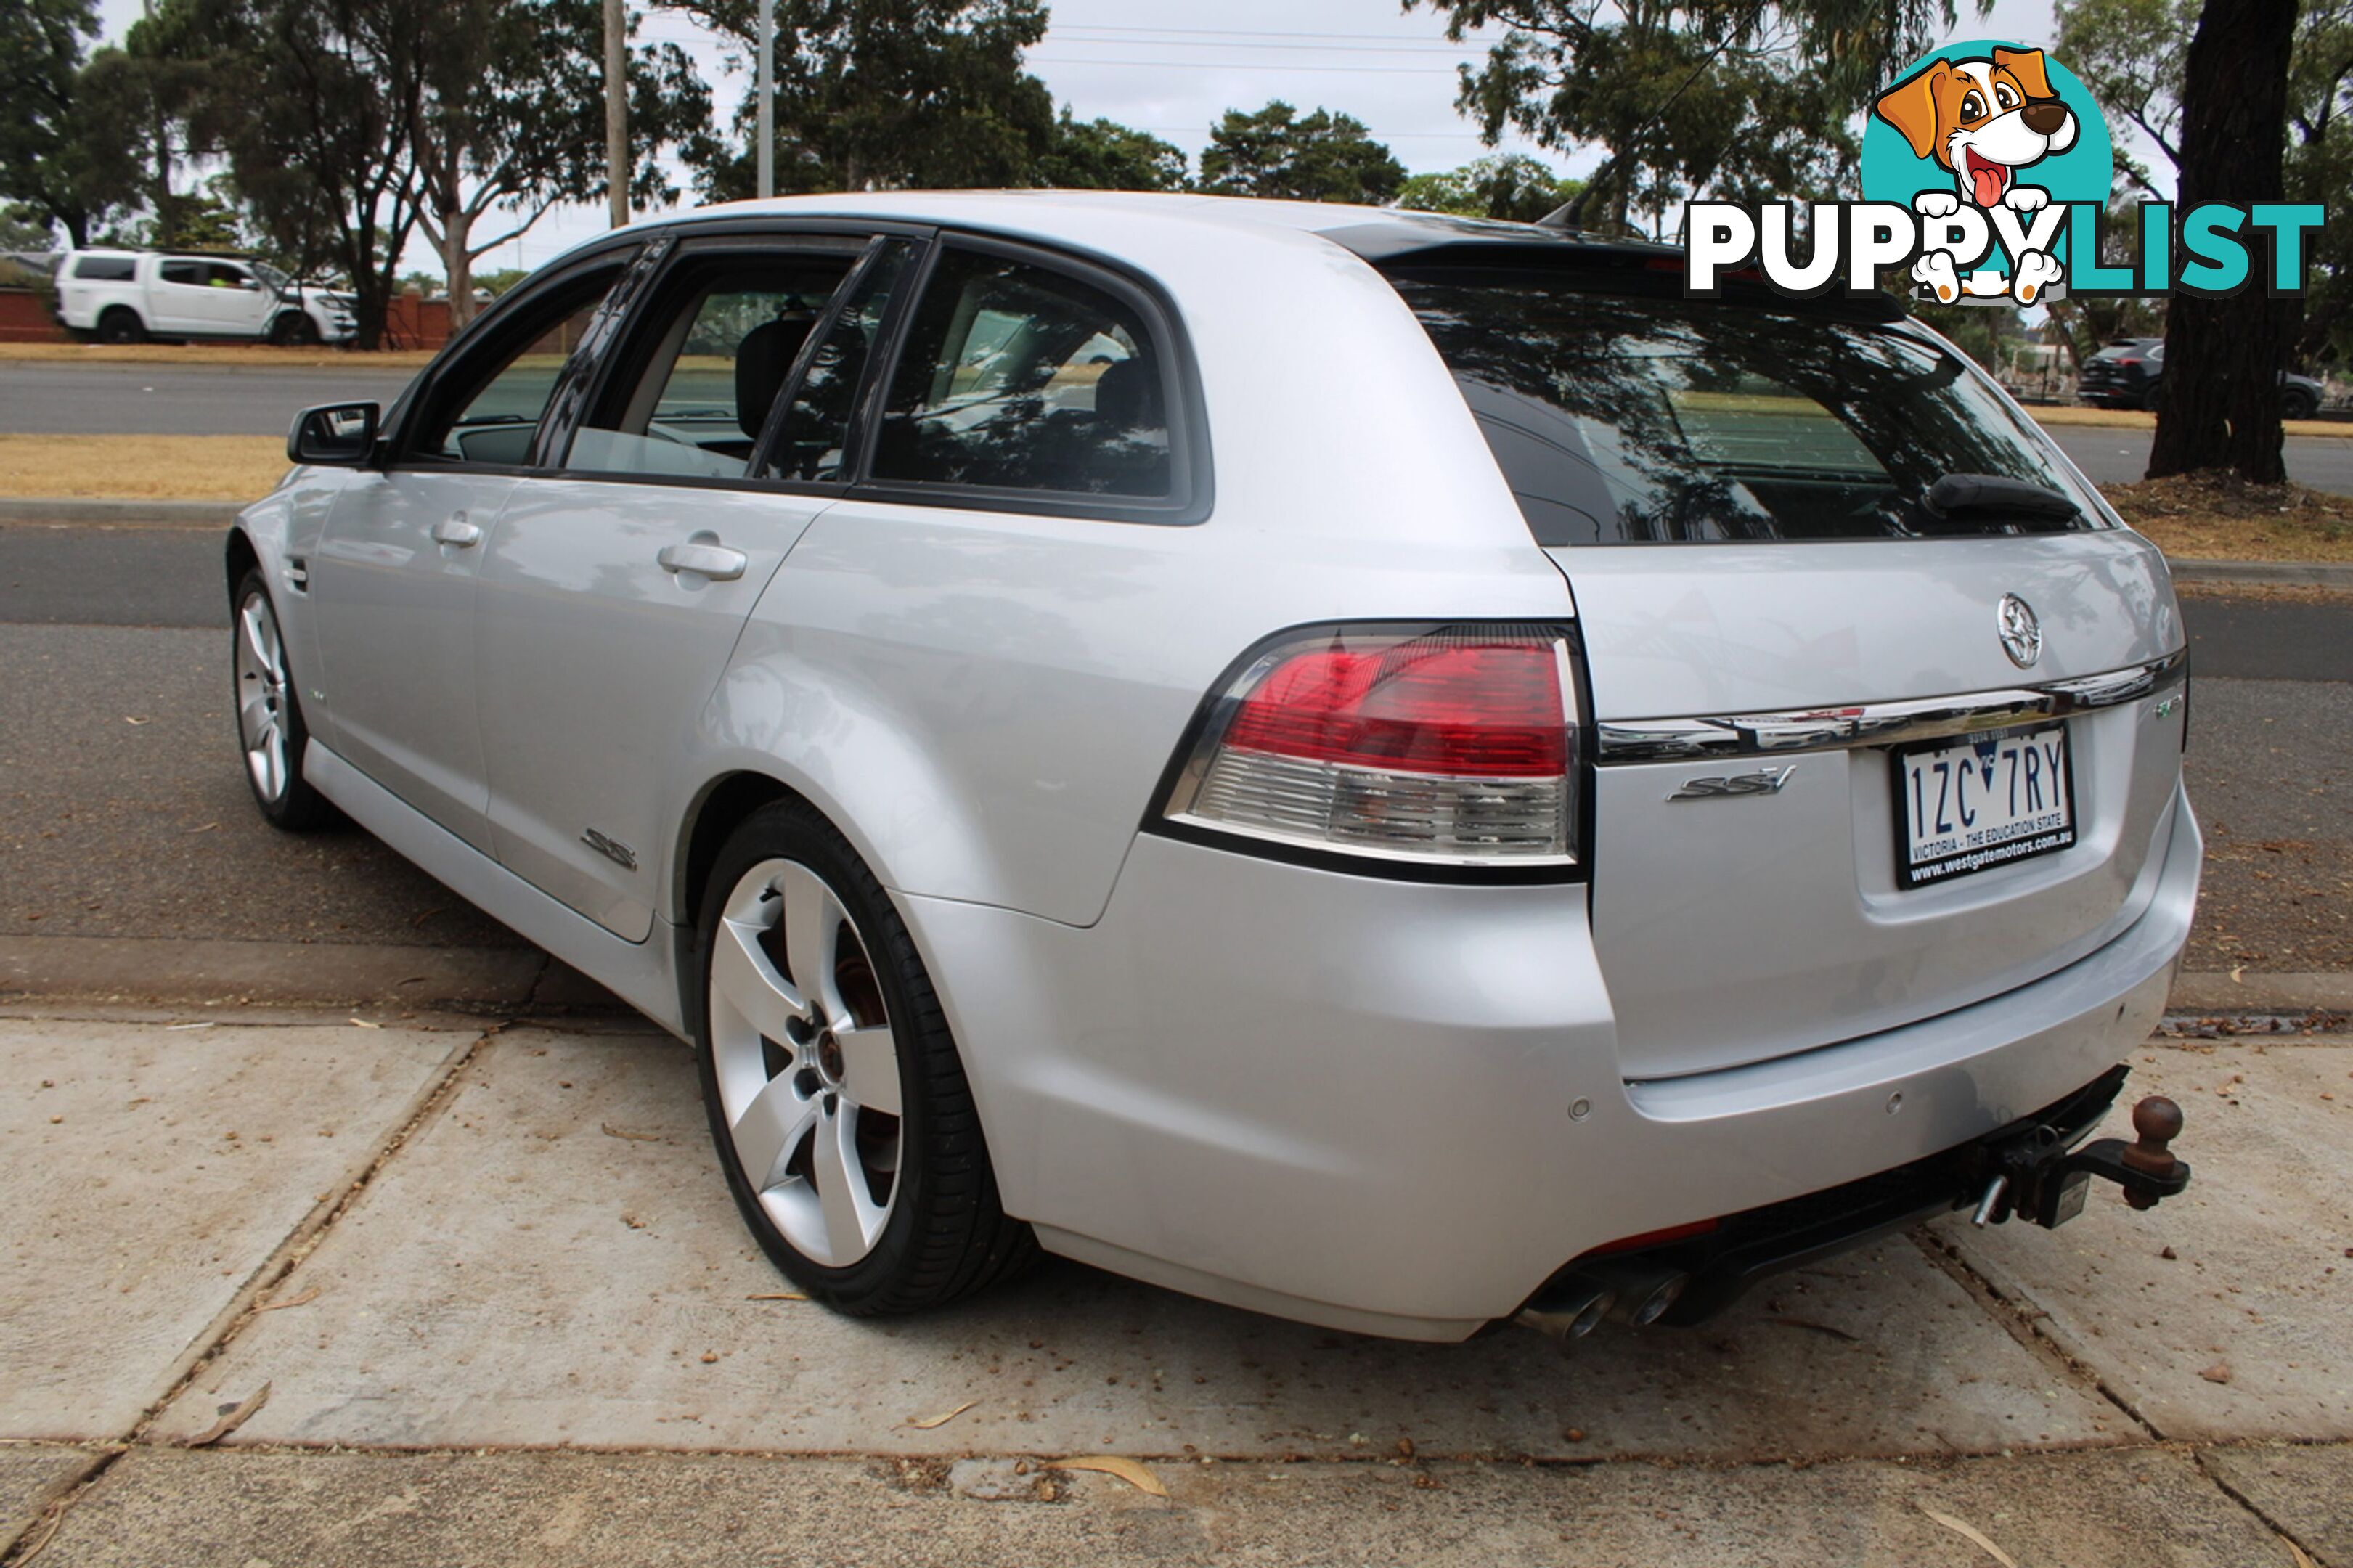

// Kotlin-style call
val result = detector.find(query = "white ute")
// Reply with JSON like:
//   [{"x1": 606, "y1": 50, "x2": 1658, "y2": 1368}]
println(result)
[{"x1": 54, "y1": 250, "x2": 355, "y2": 346}]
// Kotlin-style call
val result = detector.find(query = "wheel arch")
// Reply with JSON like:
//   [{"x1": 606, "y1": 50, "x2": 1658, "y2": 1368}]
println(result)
[
  {"x1": 664, "y1": 754, "x2": 1004, "y2": 1041},
  {"x1": 225, "y1": 527, "x2": 261, "y2": 605},
  {"x1": 674, "y1": 770, "x2": 802, "y2": 936}
]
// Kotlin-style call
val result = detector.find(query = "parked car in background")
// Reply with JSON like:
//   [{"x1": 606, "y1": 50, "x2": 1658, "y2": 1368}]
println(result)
[
  {"x1": 2078, "y1": 337, "x2": 2323, "y2": 418},
  {"x1": 54, "y1": 249, "x2": 355, "y2": 346},
  {"x1": 229, "y1": 193, "x2": 2200, "y2": 1343}
]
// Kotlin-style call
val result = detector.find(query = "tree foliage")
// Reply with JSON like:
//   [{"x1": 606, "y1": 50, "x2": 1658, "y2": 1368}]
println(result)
[
  {"x1": 1036, "y1": 110, "x2": 1188, "y2": 191},
  {"x1": 675, "y1": 0, "x2": 1053, "y2": 197},
  {"x1": 2055, "y1": 0, "x2": 2193, "y2": 184},
  {"x1": 167, "y1": 0, "x2": 439, "y2": 348},
  {"x1": 1395, "y1": 152, "x2": 1578, "y2": 221},
  {"x1": 1197, "y1": 102, "x2": 1407, "y2": 205},
  {"x1": 411, "y1": 0, "x2": 708, "y2": 326},
  {"x1": 1406, "y1": 0, "x2": 1981, "y2": 234},
  {"x1": 0, "y1": 0, "x2": 144, "y2": 246}
]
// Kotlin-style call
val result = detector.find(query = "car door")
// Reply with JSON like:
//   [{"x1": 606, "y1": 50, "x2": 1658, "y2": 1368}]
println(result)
[
  {"x1": 189, "y1": 261, "x2": 269, "y2": 333},
  {"x1": 150, "y1": 258, "x2": 211, "y2": 334},
  {"x1": 310, "y1": 250, "x2": 637, "y2": 852},
  {"x1": 473, "y1": 230, "x2": 918, "y2": 940}
]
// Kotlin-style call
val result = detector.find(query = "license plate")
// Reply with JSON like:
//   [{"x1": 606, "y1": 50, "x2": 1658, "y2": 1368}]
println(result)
[{"x1": 1893, "y1": 722, "x2": 2076, "y2": 889}]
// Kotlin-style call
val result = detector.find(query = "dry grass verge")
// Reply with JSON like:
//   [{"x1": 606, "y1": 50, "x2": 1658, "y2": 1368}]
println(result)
[
  {"x1": 2029, "y1": 403, "x2": 2351, "y2": 438},
  {"x1": 0, "y1": 433, "x2": 284, "y2": 501},
  {"x1": 2100, "y1": 472, "x2": 2353, "y2": 562},
  {"x1": 0, "y1": 341, "x2": 436, "y2": 370}
]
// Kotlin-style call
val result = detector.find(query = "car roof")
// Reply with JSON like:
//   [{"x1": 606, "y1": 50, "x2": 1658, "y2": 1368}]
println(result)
[
  {"x1": 578, "y1": 190, "x2": 1899, "y2": 322},
  {"x1": 611, "y1": 189, "x2": 1681, "y2": 266}
]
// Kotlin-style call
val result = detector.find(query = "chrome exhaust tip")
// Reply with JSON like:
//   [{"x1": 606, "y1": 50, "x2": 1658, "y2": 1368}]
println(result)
[
  {"x1": 1585, "y1": 1262, "x2": 1691, "y2": 1327},
  {"x1": 1514, "y1": 1282, "x2": 1615, "y2": 1349}
]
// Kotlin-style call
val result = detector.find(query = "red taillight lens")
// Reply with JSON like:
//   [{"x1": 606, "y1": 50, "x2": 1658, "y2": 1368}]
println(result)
[
  {"x1": 1162, "y1": 624, "x2": 1583, "y2": 869},
  {"x1": 1223, "y1": 642, "x2": 1570, "y2": 777}
]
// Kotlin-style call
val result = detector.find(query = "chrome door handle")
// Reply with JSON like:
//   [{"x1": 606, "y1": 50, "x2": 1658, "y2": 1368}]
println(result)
[
  {"x1": 657, "y1": 542, "x2": 748, "y2": 581},
  {"x1": 432, "y1": 516, "x2": 482, "y2": 547}
]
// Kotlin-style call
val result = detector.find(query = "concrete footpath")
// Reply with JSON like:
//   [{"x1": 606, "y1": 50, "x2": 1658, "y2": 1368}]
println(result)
[{"x1": 1, "y1": 1001, "x2": 2346, "y2": 1565}]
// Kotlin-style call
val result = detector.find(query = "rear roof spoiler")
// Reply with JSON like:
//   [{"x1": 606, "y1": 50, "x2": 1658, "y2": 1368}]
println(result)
[{"x1": 1324, "y1": 223, "x2": 1907, "y2": 325}]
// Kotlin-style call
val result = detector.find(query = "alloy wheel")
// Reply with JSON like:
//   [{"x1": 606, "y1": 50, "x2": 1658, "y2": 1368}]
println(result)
[
  {"x1": 235, "y1": 590, "x2": 292, "y2": 803},
  {"x1": 707, "y1": 857, "x2": 903, "y2": 1267}
]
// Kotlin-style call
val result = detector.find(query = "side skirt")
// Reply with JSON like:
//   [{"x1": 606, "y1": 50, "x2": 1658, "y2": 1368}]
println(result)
[{"x1": 305, "y1": 740, "x2": 688, "y2": 1037}]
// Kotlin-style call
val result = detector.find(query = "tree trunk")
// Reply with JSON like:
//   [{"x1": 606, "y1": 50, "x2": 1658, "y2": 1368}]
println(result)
[
  {"x1": 2146, "y1": 0, "x2": 2301, "y2": 483},
  {"x1": 441, "y1": 205, "x2": 476, "y2": 330}
]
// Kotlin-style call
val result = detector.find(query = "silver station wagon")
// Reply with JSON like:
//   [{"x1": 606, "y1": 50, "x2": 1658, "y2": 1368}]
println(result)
[{"x1": 232, "y1": 193, "x2": 2198, "y2": 1344}]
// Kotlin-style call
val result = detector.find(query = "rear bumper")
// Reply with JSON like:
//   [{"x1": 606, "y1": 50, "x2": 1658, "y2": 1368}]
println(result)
[
  {"x1": 1586, "y1": 1061, "x2": 2138, "y2": 1326},
  {"x1": 900, "y1": 782, "x2": 2201, "y2": 1342}
]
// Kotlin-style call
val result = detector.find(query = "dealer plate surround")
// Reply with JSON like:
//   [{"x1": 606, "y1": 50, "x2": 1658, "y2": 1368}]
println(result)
[{"x1": 1893, "y1": 721, "x2": 2077, "y2": 889}]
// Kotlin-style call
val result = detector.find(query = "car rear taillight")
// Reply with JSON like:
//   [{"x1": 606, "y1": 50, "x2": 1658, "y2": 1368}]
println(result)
[{"x1": 1159, "y1": 623, "x2": 1583, "y2": 871}]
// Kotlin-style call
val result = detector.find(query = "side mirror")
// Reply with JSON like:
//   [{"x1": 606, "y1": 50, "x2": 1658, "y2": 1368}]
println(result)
[{"x1": 288, "y1": 401, "x2": 379, "y2": 465}]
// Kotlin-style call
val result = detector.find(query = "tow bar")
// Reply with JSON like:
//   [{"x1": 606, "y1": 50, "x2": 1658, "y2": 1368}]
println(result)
[{"x1": 1970, "y1": 1095, "x2": 2190, "y2": 1229}]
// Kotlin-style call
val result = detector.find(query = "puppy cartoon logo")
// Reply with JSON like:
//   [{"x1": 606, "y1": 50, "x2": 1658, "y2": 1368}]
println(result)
[
  {"x1": 1685, "y1": 41, "x2": 2324, "y2": 306},
  {"x1": 1874, "y1": 49, "x2": 2077, "y2": 213},
  {"x1": 1858, "y1": 41, "x2": 2113, "y2": 306}
]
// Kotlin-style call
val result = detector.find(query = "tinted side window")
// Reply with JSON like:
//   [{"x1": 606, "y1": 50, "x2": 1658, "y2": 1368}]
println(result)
[
  {"x1": 159, "y1": 260, "x2": 201, "y2": 286},
  {"x1": 566, "y1": 255, "x2": 857, "y2": 481},
  {"x1": 410, "y1": 270, "x2": 619, "y2": 467},
  {"x1": 871, "y1": 249, "x2": 1169, "y2": 498},
  {"x1": 73, "y1": 256, "x2": 135, "y2": 281},
  {"x1": 762, "y1": 240, "x2": 913, "y2": 482}
]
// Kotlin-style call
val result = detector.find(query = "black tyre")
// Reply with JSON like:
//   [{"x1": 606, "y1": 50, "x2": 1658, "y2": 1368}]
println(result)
[
  {"x1": 2282, "y1": 385, "x2": 2319, "y2": 422},
  {"x1": 96, "y1": 307, "x2": 145, "y2": 345},
  {"x1": 694, "y1": 799, "x2": 1034, "y2": 1315},
  {"x1": 269, "y1": 311, "x2": 321, "y2": 347},
  {"x1": 232, "y1": 568, "x2": 335, "y2": 830}
]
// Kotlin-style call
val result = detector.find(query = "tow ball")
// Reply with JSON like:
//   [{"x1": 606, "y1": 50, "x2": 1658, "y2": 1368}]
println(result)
[{"x1": 1970, "y1": 1095, "x2": 2190, "y2": 1229}]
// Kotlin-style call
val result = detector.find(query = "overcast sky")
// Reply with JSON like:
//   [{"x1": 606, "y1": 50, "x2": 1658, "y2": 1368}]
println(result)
[{"x1": 93, "y1": 0, "x2": 2064, "y2": 276}]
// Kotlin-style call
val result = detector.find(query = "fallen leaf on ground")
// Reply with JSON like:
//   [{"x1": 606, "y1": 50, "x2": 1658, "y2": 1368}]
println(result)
[
  {"x1": 185, "y1": 1382, "x2": 271, "y2": 1447},
  {"x1": 253, "y1": 1288, "x2": 319, "y2": 1314},
  {"x1": 600, "y1": 1122, "x2": 664, "y2": 1143},
  {"x1": 746, "y1": 1292, "x2": 807, "y2": 1302},
  {"x1": 2201, "y1": 1362, "x2": 2233, "y2": 1384},
  {"x1": 123, "y1": 716, "x2": 150, "y2": 725},
  {"x1": 2288, "y1": 1543, "x2": 2315, "y2": 1568},
  {"x1": 908, "y1": 1400, "x2": 979, "y2": 1429},
  {"x1": 1051, "y1": 1455, "x2": 1169, "y2": 1497},
  {"x1": 1917, "y1": 1503, "x2": 2018, "y2": 1567},
  {"x1": 186, "y1": 822, "x2": 218, "y2": 833},
  {"x1": 1771, "y1": 1317, "x2": 1861, "y2": 1343},
  {"x1": 348, "y1": 1018, "x2": 380, "y2": 1029}
]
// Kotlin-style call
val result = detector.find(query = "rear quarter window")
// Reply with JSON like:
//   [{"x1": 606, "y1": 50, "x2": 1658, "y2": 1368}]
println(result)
[
  {"x1": 1393, "y1": 276, "x2": 2108, "y2": 546},
  {"x1": 72, "y1": 256, "x2": 135, "y2": 281},
  {"x1": 870, "y1": 248, "x2": 1172, "y2": 499}
]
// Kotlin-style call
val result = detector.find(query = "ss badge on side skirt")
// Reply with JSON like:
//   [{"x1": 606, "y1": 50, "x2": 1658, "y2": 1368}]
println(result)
[{"x1": 1668, "y1": 765, "x2": 1797, "y2": 801}]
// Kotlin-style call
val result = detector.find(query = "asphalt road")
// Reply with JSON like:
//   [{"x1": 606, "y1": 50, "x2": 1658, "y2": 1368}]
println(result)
[
  {"x1": 0, "y1": 361, "x2": 420, "y2": 436},
  {"x1": 2054, "y1": 425, "x2": 2353, "y2": 494},
  {"x1": 5, "y1": 360, "x2": 2353, "y2": 496}
]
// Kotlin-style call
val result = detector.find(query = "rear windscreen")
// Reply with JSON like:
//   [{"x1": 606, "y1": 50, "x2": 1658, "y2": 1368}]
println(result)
[{"x1": 1393, "y1": 277, "x2": 2108, "y2": 545}]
